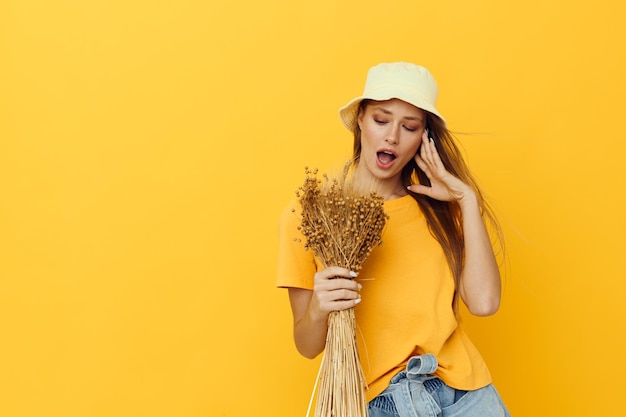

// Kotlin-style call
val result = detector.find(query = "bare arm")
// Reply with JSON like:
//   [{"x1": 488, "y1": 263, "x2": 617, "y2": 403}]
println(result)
[
  {"x1": 408, "y1": 131, "x2": 501, "y2": 316},
  {"x1": 456, "y1": 192, "x2": 501, "y2": 315},
  {"x1": 288, "y1": 266, "x2": 361, "y2": 358}
]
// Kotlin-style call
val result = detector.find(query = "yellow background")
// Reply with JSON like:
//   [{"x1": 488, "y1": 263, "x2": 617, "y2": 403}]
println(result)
[{"x1": 1, "y1": 1, "x2": 625, "y2": 416}]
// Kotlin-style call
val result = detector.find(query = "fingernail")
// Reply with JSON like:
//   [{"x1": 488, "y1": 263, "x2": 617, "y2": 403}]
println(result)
[
  {"x1": 354, "y1": 298, "x2": 361, "y2": 305},
  {"x1": 357, "y1": 283, "x2": 362, "y2": 290},
  {"x1": 349, "y1": 271, "x2": 358, "y2": 278}
]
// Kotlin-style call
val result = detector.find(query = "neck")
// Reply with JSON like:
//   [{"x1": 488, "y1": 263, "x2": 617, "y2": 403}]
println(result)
[
  {"x1": 382, "y1": 186, "x2": 408, "y2": 200},
  {"x1": 352, "y1": 164, "x2": 407, "y2": 200}
]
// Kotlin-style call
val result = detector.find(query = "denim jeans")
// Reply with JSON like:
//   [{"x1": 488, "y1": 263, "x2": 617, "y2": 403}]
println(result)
[{"x1": 368, "y1": 354, "x2": 511, "y2": 417}]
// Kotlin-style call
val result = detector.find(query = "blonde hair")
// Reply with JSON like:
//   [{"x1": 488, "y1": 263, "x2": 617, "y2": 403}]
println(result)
[{"x1": 352, "y1": 100, "x2": 504, "y2": 314}]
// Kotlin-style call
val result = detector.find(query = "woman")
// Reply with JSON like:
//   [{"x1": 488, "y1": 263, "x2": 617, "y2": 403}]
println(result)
[{"x1": 277, "y1": 62, "x2": 510, "y2": 416}]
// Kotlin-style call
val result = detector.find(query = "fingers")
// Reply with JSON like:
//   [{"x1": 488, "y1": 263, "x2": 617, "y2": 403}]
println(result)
[
  {"x1": 314, "y1": 267, "x2": 361, "y2": 294},
  {"x1": 407, "y1": 181, "x2": 431, "y2": 197},
  {"x1": 418, "y1": 130, "x2": 443, "y2": 169},
  {"x1": 313, "y1": 266, "x2": 363, "y2": 313},
  {"x1": 409, "y1": 131, "x2": 472, "y2": 202},
  {"x1": 329, "y1": 299, "x2": 362, "y2": 312},
  {"x1": 315, "y1": 285, "x2": 362, "y2": 312},
  {"x1": 414, "y1": 154, "x2": 429, "y2": 175},
  {"x1": 315, "y1": 266, "x2": 358, "y2": 282},
  {"x1": 409, "y1": 131, "x2": 448, "y2": 199}
]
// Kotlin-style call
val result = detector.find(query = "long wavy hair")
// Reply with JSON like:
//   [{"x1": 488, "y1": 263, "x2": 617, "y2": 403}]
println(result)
[{"x1": 351, "y1": 99, "x2": 504, "y2": 314}]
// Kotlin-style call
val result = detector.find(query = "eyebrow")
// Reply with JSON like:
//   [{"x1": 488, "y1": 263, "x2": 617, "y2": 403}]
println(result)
[{"x1": 372, "y1": 107, "x2": 424, "y2": 122}]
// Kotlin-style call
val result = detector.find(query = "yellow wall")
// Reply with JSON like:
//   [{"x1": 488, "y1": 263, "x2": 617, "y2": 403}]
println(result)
[{"x1": 1, "y1": 1, "x2": 625, "y2": 415}]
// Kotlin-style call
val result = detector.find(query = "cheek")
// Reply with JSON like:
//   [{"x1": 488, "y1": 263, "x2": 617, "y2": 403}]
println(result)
[
  {"x1": 405, "y1": 138, "x2": 422, "y2": 157},
  {"x1": 359, "y1": 126, "x2": 377, "y2": 147}
]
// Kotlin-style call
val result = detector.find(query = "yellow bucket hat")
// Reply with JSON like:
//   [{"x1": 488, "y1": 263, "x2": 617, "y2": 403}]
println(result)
[{"x1": 338, "y1": 62, "x2": 446, "y2": 131}]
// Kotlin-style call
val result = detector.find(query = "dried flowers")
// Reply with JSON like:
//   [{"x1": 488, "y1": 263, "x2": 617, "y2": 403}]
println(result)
[{"x1": 295, "y1": 165, "x2": 388, "y2": 417}]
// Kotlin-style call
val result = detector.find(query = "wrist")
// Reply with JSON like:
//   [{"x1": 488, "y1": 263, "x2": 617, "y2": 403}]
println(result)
[
  {"x1": 307, "y1": 305, "x2": 329, "y2": 325},
  {"x1": 457, "y1": 188, "x2": 478, "y2": 210}
]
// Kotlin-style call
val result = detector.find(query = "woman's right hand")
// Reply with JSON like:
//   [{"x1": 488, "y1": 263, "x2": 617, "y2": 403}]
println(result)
[
  {"x1": 308, "y1": 266, "x2": 362, "y2": 320},
  {"x1": 288, "y1": 266, "x2": 361, "y2": 358}
]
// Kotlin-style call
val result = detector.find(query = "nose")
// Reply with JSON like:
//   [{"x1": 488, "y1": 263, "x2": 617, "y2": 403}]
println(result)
[{"x1": 385, "y1": 125, "x2": 399, "y2": 144}]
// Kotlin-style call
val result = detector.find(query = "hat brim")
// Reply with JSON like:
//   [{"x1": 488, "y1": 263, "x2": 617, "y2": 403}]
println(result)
[{"x1": 338, "y1": 89, "x2": 446, "y2": 132}]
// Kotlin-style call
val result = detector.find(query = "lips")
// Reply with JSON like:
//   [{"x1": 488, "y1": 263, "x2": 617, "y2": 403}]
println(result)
[{"x1": 376, "y1": 149, "x2": 397, "y2": 168}]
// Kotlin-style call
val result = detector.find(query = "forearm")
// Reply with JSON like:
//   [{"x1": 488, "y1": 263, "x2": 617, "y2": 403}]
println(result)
[
  {"x1": 293, "y1": 311, "x2": 328, "y2": 359},
  {"x1": 288, "y1": 287, "x2": 329, "y2": 358},
  {"x1": 458, "y1": 192, "x2": 501, "y2": 316},
  {"x1": 287, "y1": 270, "x2": 361, "y2": 358}
]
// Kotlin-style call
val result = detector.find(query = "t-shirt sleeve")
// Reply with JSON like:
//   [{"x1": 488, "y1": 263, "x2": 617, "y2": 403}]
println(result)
[{"x1": 276, "y1": 198, "x2": 317, "y2": 289}]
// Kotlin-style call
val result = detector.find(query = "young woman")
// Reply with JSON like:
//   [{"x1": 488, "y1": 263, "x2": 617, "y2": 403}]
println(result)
[{"x1": 277, "y1": 62, "x2": 510, "y2": 416}]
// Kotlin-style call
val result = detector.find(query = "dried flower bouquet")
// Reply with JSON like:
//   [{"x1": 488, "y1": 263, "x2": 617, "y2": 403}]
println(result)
[{"x1": 295, "y1": 166, "x2": 388, "y2": 417}]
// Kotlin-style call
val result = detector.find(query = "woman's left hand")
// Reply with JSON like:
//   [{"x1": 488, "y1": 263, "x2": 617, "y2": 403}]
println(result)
[{"x1": 407, "y1": 130, "x2": 472, "y2": 203}]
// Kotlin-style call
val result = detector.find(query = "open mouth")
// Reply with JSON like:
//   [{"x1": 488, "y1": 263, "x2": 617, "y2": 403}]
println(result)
[{"x1": 377, "y1": 151, "x2": 397, "y2": 165}]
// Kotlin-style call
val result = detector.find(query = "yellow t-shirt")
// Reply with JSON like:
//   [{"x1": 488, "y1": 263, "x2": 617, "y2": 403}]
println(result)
[{"x1": 276, "y1": 195, "x2": 492, "y2": 401}]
